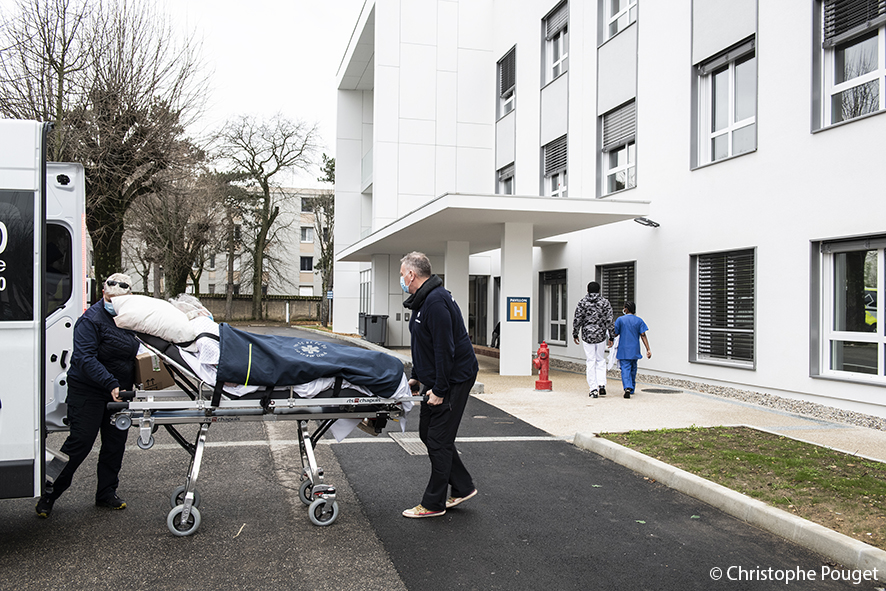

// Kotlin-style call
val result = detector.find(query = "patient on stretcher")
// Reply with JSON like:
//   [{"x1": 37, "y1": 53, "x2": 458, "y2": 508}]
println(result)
[{"x1": 110, "y1": 294, "x2": 414, "y2": 439}]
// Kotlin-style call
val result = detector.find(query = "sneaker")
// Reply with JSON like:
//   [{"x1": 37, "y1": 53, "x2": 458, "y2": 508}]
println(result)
[
  {"x1": 446, "y1": 489, "x2": 478, "y2": 509},
  {"x1": 402, "y1": 504, "x2": 445, "y2": 518},
  {"x1": 599, "y1": 386, "x2": 607, "y2": 397},
  {"x1": 35, "y1": 496, "x2": 55, "y2": 518},
  {"x1": 95, "y1": 494, "x2": 127, "y2": 510},
  {"x1": 589, "y1": 390, "x2": 599, "y2": 398},
  {"x1": 624, "y1": 389, "x2": 632, "y2": 399},
  {"x1": 356, "y1": 418, "x2": 380, "y2": 436}
]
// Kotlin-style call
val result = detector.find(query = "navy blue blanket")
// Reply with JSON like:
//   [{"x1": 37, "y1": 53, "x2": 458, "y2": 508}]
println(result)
[{"x1": 216, "y1": 324, "x2": 405, "y2": 398}]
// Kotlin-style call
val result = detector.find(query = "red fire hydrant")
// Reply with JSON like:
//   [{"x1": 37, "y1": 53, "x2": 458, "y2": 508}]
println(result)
[{"x1": 533, "y1": 341, "x2": 552, "y2": 391}]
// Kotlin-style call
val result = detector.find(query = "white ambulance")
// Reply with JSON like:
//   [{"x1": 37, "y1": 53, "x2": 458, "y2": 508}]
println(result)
[{"x1": 0, "y1": 119, "x2": 89, "y2": 500}]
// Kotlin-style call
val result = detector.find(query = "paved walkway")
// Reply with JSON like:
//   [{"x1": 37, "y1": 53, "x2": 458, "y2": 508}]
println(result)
[{"x1": 470, "y1": 355, "x2": 886, "y2": 463}]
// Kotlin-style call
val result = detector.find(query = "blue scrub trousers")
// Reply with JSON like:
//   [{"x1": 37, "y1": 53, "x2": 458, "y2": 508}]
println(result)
[{"x1": 619, "y1": 359, "x2": 638, "y2": 392}]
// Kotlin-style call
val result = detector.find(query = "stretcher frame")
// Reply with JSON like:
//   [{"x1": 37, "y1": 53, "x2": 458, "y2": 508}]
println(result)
[{"x1": 108, "y1": 337, "x2": 422, "y2": 537}]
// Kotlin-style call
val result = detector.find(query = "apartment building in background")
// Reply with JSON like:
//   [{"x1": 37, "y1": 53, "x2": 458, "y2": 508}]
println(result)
[
  {"x1": 334, "y1": 0, "x2": 886, "y2": 417},
  {"x1": 124, "y1": 187, "x2": 330, "y2": 297}
]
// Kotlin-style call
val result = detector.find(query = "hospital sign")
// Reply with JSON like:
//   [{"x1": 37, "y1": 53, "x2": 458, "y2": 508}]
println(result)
[{"x1": 507, "y1": 297, "x2": 530, "y2": 322}]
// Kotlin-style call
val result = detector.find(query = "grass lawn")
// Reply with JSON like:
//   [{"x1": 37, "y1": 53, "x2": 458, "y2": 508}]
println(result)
[{"x1": 600, "y1": 426, "x2": 886, "y2": 550}]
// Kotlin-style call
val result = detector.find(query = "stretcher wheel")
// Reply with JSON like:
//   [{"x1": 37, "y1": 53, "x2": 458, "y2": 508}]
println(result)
[
  {"x1": 137, "y1": 435, "x2": 154, "y2": 450},
  {"x1": 308, "y1": 498, "x2": 339, "y2": 526},
  {"x1": 170, "y1": 485, "x2": 201, "y2": 509},
  {"x1": 114, "y1": 415, "x2": 132, "y2": 430},
  {"x1": 167, "y1": 504, "x2": 201, "y2": 537},
  {"x1": 298, "y1": 480, "x2": 313, "y2": 506}
]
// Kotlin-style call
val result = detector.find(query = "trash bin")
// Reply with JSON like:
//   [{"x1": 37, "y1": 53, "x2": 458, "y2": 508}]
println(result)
[{"x1": 364, "y1": 314, "x2": 388, "y2": 345}]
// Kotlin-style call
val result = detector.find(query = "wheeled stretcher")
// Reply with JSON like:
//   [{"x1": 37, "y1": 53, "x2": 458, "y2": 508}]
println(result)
[{"x1": 107, "y1": 326, "x2": 422, "y2": 537}]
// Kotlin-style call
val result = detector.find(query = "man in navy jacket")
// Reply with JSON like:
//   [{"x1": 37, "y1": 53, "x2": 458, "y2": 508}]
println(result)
[{"x1": 400, "y1": 252, "x2": 479, "y2": 518}]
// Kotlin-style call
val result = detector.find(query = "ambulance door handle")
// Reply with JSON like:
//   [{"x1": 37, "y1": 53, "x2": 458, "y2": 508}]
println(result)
[{"x1": 59, "y1": 350, "x2": 69, "y2": 369}]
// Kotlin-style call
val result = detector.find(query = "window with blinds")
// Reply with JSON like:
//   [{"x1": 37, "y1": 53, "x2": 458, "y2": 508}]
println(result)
[
  {"x1": 544, "y1": 135, "x2": 568, "y2": 176},
  {"x1": 695, "y1": 249, "x2": 756, "y2": 365},
  {"x1": 602, "y1": 101, "x2": 636, "y2": 152},
  {"x1": 498, "y1": 47, "x2": 516, "y2": 116},
  {"x1": 823, "y1": 0, "x2": 886, "y2": 47},
  {"x1": 544, "y1": 2, "x2": 569, "y2": 81},
  {"x1": 599, "y1": 262, "x2": 635, "y2": 320}
]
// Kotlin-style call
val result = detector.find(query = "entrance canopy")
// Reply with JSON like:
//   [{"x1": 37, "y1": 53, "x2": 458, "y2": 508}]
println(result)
[{"x1": 337, "y1": 193, "x2": 651, "y2": 261}]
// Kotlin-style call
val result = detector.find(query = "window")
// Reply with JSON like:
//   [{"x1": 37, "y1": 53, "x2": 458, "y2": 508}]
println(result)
[
  {"x1": 602, "y1": 101, "x2": 637, "y2": 195},
  {"x1": 541, "y1": 270, "x2": 567, "y2": 345},
  {"x1": 360, "y1": 269, "x2": 371, "y2": 315},
  {"x1": 820, "y1": 0, "x2": 886, "y2": 125},
  {"x1": 208, "y1": 284, "x2": 216, "y2": 295},
  {"x1": 696, "y1": 38, "x2": 757, "y2": 164},
  {"x1": 300, "y1": 257, "x2": 313, "y2": 272},
  {"x1": 45, "y1": 223, "x2": 73, "y2": 318},
  {"x1": 691, "y1": 249, "x2": 756, "y2": 367},
  {"x1": 498, "y1": 164, "x2": 515, "y2": 195},
  {"x1": 543, "y1": 134, "x2": 567, "y2": 197},
  {"x1": 299, "y1": 286, "x2": 314, "y2": 297},
  {"x1": 605, "y1": 0, "x2": 637, "y2": 40},
  {"x1": 498, "y1": 47, "x2": 516, "y2": 117},
  {"x1": 598, "y1": 262, "x2": 635, "y2": 321},
  {"x1": 544, "y1": 2, "x2": 569, "y2": 83},
  {"x1": 301, "y1": 198, "x2": 315, "y2": 213},
  {"x1": 301, "y1": 226, "x2": 314, "y2": 243},
  {"x1": 815, "y1": 236, "x2": 885, "y2": 381}
]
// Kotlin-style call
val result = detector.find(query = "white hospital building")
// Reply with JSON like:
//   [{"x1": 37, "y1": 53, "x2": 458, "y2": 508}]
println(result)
[{"x1": 333, "y1": 0, "x2": 886, "y2": 417}]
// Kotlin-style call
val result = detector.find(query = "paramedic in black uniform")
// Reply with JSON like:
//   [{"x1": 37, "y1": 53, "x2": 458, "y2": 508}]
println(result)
[
  {"x1": 399, "y1": 251, "x2": 479, "y2": 518},
  {"x1": 36, "y1": 273, "x2": 139, "y2": 518}
]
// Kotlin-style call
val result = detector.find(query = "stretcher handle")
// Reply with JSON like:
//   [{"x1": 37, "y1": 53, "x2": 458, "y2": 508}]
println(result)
[
  {"x1": 118, "y1": 390, "x2": 136, "y2": 401},
  {"x1": 107, "y1": 402, "x2": 129, "y2": 411}
]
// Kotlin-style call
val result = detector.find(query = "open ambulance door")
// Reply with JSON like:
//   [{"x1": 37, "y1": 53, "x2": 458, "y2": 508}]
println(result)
[
  {"x1": 43, "y1": 162, "x2": 88, "y2": 432},
  {"x1": 0, "y1": 120, "x2": 50, "y2": 499}
]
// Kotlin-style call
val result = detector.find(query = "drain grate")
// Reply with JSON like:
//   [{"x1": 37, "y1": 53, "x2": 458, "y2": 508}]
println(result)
[
  {"x1": 389, "y1": 432, "x2": 427, "y2": 456},
  {"x1": 641, "y1": 388, "x2": 683, "y2": 394}
]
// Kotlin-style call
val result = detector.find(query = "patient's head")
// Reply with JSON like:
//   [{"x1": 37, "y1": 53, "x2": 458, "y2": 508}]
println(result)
[{"x1": 169, "y1": 293, "x2": 213, "y2": 320}]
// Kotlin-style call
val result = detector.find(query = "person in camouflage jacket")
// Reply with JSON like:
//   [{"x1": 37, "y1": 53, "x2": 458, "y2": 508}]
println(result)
[{"x1": 572, "y1": 282, "x2": 614, "y2": 398}]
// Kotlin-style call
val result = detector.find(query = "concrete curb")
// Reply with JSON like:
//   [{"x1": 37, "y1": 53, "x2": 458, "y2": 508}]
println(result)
[{"x1": 574, "y1": 432, "x2": 886, "y2": 577}]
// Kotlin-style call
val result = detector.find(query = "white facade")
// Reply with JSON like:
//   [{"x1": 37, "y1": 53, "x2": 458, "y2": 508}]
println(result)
[{"x1": 335, "y1": 0, "x2": 886, "y2": 417}]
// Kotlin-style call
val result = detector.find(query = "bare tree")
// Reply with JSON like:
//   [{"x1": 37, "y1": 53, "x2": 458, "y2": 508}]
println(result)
[
  {"x1": 0, "y1": 0, "x2": 94, "y2": 161},
  {"x1": 216, "y1": 113, "x2": 320, "y2": 319},
  {"x1": 0, "y1": 0, "x2": 209, "y2": 283},
  {"x1": 315, "y1": 154, "x2": 335, "y2": 326},
  {"x1": 126, "y1": 167, "x2": 221, "y2": 298}
]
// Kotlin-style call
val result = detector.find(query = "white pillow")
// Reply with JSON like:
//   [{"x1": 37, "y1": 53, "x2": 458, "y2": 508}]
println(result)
[{"x1": 112, "y1": 294, "x2": 197, "y2": 345}]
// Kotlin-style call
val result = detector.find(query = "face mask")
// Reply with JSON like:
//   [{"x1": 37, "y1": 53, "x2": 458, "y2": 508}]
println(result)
[
  {"x1": 400, "y1": 274, "x2": 410, "y2": 294},
  {"x1": 104, "y1": 301, "x2": 116, "y2": 316}
]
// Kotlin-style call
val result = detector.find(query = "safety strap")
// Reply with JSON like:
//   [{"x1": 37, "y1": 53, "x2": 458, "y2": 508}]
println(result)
[
  {"x1": 333, "y1": 376, "x2": 343, "y2": 397},
  {"x1": 175, "y1": 331, "x2": 220, "y2": 349}
]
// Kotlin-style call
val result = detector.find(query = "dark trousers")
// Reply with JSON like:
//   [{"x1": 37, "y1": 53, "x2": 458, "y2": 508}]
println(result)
[
  {"x1": 49, "y1": 393, "x2": 128, "y2": 502},
  {"x1": 419, "y1": 377, "x2": 475, "y2": 511}
]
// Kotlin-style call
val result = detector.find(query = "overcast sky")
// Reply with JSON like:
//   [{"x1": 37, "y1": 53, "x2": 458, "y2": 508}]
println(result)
[
  {"x1": 1, "y1": 0, "x2": 367, "y2": 188},
  {"x1": 168, "y1": 0, "x2": 366, "y2": 187}
]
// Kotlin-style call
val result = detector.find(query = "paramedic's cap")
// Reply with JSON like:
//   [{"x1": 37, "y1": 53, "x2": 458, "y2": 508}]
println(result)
[{"x1": 104, "y1": 273, "x2": 133, "y2": 297}]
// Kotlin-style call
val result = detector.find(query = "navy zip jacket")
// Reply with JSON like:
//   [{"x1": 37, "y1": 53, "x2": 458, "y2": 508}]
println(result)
[
  {"x1": 67, "y1": 299, "x2": 139, "y2": 398},
  {"x1": 403, "y1": 275, "x2": 478, "y2": 399}
]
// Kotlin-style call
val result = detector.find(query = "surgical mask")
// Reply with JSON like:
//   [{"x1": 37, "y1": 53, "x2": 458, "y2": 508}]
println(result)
[
  {"x1": 400, "y1": 274, "x2": 410, "y2": 294},
  {"x1": 104, "y1": 301, "x2": 116, "y2": 316}
]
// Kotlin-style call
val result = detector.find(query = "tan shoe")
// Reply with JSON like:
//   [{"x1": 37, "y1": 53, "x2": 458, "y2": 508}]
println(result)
[
  {"x1": 402, "y1": 504, "x2": 445, "y2": 518},
  {"x1": 445, "y1": 488, "x2": 478, "y2": 509}
]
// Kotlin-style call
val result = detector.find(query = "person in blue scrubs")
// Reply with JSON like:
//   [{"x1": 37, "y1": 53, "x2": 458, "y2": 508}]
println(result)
[{"x1": 612, "y1": 301, "x2": 651, "y2": 399}]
